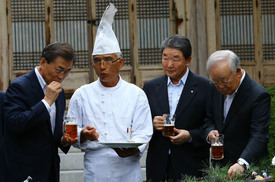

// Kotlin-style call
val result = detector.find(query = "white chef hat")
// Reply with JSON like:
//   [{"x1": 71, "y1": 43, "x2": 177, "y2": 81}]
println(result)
[{"x1": 92, "y1": 3, "x2": 121, "y2": 56}]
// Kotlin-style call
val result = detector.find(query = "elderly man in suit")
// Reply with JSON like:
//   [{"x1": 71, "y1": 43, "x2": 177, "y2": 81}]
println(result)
[
  {"x1": 144, "y1": 34, "x2": 210, "y2": 181},
  {"x1": 2, "y1": 42, "x2": 78, "y2": 182},
  {"x1": 204, "y1": 50, "x2": 270, "y2": 178}
]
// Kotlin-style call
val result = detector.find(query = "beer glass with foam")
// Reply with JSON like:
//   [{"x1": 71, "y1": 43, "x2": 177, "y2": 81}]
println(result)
[
  {"x1": 162, "y1": 114, "x2": 175, "y2": 137},
  {"x1": 63, "y1": 116, "x2": 78, "y2": 139},
  {"x1": 210, "y1": 134, "x2": 224, "y2": 160}
]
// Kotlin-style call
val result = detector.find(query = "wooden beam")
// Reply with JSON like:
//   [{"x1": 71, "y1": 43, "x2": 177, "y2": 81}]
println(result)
[
  {"x1": 128, "y1": 0, "x2": 140, "y2": 86},
  {"x1": 45, "y1": 0, "x2": 55, "y2": 44},
  {"x1": 0, "y1": 0, "x2": 11, "y2": 91},
  {"x1": 253, "y1": 0, "x2": 263, "y2": 84}
]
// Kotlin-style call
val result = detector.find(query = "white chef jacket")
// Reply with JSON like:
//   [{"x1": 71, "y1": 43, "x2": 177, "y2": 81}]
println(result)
[{"x1": 67, "y1": 76, "x2": 153, "y2": 182}]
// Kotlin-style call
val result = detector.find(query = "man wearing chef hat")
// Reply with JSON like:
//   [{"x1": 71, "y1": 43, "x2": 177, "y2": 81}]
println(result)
[{"x1": 67, "y1": 3, "x2": 153, "y2": 182}]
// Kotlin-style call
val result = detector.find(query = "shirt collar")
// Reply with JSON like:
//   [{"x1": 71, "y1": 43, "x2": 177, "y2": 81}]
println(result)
[
  {"x1": 167, "y1": 67, "x2": 189, "y2": 86},
  {"x1": 228, "y1": 70, "x2": 246, "y2": 97},
  {"x1": 35, "y1": 66, "x2": 47, "y2": 91}
]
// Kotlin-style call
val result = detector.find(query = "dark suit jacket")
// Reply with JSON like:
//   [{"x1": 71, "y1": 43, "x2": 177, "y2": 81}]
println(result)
[
  {"x1": 203, "y1": 74, "x2": 270, "y2": 165},
  {"x1": 2, "y1": 69, "x2": 70, "y2": 182},
  {"x1": 144, "y1": 71, "x2": 210, "y2": 181},
  {"x1": 0, "y1": 91, "x2": 4, "y2": 142},
  {"x1": 0, "y1": 91, "x2": 5, "y2": 182}
]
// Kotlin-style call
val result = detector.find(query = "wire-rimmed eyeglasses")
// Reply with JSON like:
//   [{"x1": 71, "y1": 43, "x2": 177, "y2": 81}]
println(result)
[
  {"x1": 93, "y1": 57, "x2": 120, "y2": 66},
  {"x1": 54, "y1": 68, "x2": 72, "y2": 77},
  {"x1": 210, "y1": 72, "x2": 233, "y2": 86}
]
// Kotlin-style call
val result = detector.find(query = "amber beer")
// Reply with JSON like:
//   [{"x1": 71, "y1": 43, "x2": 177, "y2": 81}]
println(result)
[
  {"x1": 210, "y1": 134, "x2": 224, "y2": 160},
  {"x1": 163, "y1": 124, "x2": 174, "y2": 136},
  {"x1": 211, "y1": 143, "x2": 224, "y2": 160},
  {"x1": 65, "y1": 122, "x2": 78, "y2": 139}
]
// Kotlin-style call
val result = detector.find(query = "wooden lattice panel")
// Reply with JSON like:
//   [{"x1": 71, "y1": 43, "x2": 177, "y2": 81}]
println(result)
[
  {"x1": 262, "y1": 0, "x2": 275, "y2": 61},
  {"x1": 54, "y1": 0, "x2": 89, "y2": 68},
  {"x1": 11, "y1": 0, "x2": 46, "y2": 70},
  {"x1": 220, "y1": 0, "x2": 255, "y2": 62},
  {"x1": 137, "y1": 0, "x2": 170, "y2": 65}
]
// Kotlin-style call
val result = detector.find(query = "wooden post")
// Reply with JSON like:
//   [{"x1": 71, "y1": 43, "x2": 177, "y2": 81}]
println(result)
[
  {"x1": 205, "y1": 0, "x2": 217, "y2": 57},
  {"x1": 87, "y1": 0, "x2": 96, "y2": 83},
  {"x1": 0, "y1": 0, "x2": 12, "y2": 91},
  {"x1": 196, "y1": 0, "x2": 208, "y2": 77},
  {"x1": 128, "y1": 0, "x2": 140, "y2": 86},
  {"x1": 253, "y1": 0, "x2": 263, "y2": 84},
  {"x1": 215, "y1": 0, "x2": 221, "y2": 50},
  {"x1": 173, "y1": 0, "x2": 186, "y2": 36},
  {"x1": 45, "y1": 0, "x2": 55, "y2": 44}
]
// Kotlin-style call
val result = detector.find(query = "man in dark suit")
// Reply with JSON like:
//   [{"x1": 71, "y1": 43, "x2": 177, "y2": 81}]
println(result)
[
  {"x1": 204, "y1": 50, "x2": 270, "y2": 178},
  {"x1": 0, "y1": 91, "x2": 4, "y2": 142},
  {"x1": 2, "y1": 42, "x2": 78, "y2": 182},
  {"x1": 144, "y1": 34, "x2": 210, "y2": 181},
  {"x1": 0, "y1": 91, "x2": 5, "y2": 182}
]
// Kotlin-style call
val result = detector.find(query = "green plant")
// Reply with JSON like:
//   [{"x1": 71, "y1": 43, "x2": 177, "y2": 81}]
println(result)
[{"x1": 267, "y1": 86, "x2": 275, "y2": 159}]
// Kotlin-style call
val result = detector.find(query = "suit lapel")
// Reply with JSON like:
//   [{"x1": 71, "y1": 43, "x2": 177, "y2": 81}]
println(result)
[
  {"x1": 29, "y1": 69, "x2": 45, "y2": 101},
  {"x1": 222, "y1": 74, "x2": 251, "y2": 130},
  {"x1": 215, "y1": 93, "x2": 225, "y2": 131},
  {"x1": 155, "y1": 75, "x2": 170, "y2": 114},
  {"x1": 174, "y1": 71, "x2": 197, "y2": 118},
  {"x1": 29, "y1": 69, "x2": 53, "y2": 134}
]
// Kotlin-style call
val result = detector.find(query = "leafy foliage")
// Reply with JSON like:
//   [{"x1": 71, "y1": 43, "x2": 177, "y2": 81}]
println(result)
[{"x1": 266, "y1": 86, "x2": 275, "y2": 159}]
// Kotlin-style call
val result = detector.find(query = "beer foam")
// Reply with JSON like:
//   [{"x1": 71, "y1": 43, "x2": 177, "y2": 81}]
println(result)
[
  {"x1": 66, "y1": 122, "x2": 77, "y2": 125},
  {"x1": 164, "y1": 124, "x2": 174, "y2": 126},
  {"x1": 211, "y1": 142, "x2": 223, "y2": 146}
]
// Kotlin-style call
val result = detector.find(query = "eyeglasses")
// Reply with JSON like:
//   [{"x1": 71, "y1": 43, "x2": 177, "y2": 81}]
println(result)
[
  {"x1": 210, "y1": 72, "x2": 233, "y2": 86},
  {"x1": 93, "y1": 57, "x2": 120, "y2": 65},
  {"x1": 54, "y1": 68, "x2": 72, "y2": 77}
]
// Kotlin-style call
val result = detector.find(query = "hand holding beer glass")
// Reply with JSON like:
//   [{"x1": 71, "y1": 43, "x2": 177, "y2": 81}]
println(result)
[
  {"x1": 210, "y1": 134, "x2": 224, "y2": 160},
  {"x1": 63, "y1": 117, "x2": 78, "y2": 143},
  {"x1": 162, "y1": 114, "x2": 175, "y2": 137}
]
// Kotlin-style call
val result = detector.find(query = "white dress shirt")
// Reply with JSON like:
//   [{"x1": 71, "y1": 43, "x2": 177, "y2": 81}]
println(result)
[
  {"x1": 167, "y1": 68, "x2": 189, "y2": 118},
  {"x1": 35, "y1": 67, "x2": 56, "y2": 133}
]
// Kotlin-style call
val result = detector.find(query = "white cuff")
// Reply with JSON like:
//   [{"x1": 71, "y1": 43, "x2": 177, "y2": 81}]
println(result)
[{"x1": 42, "y1": 99, "x2": 52, "y2": 113}]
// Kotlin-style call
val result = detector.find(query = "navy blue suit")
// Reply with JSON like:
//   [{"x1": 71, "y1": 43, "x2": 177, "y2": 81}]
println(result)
[
  {"x1": 203, "y1": 74, "x2": 270, "y2": 164},
  {"x1": 2, "y1": 69, "x2": 69, "y2": 182},
  {"x1": 0, "y1": 91, "x2": 5, "y2": 182},
  {"x1": 0, "y1": 91, "x2": 4, "y2": 142},
  {"x1": 144, "y1": 71, "x2": 210, "y2": 181}
]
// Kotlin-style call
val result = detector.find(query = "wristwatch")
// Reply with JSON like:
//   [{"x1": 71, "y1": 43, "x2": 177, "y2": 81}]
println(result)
[{"x1": 237, "y1": 159, "x2": 248, "y2": 170}]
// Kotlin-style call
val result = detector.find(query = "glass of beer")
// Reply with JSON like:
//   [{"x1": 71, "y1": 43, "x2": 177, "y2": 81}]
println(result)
[
  {"x1": 162, "y1": 114, "x2": 175, "y2": 137},
  {"x1": 63, "y1": 116, "x2": 78, "y2": 139},
  {"x1": 210, "y1": 134, "x2": 224, "y2": 160}
]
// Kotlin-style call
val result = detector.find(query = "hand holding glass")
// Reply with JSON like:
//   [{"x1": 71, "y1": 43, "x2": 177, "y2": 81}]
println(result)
[
  {"x1": 63, "y1": 117, "x2": 78, "y2": 139},
  {"x1": 162, "y1": 114, "x2": 175, "y2": 137},
  {"x1": 210, "y1": 134, "x2": 224, "y2": 160}
]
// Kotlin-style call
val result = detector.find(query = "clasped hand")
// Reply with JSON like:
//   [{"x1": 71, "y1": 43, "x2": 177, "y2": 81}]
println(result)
[
  {"x1": 80, "y1": 125, "x2": 99, "y2": 143},
  {"x1": 153, "y1": 116, "x2": 191, "y2": 145}
]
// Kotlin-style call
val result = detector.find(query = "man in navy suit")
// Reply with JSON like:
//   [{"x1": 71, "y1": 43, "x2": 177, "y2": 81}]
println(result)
[
  {"x1": 0, "y1": 91, "x2": 4, "y2": 142},
  {"x1": 2, "y1": 42, "x2": 78, "y2": 182},
  {"x1": 144, "y1": 35, "x2": 210, "y2": 181},
  {"x1": 204, "y1": 50, "x2": 270, "y2": 178},
  {"x1": 0, "y1": 91, "x2": 5, "y2": 182}
]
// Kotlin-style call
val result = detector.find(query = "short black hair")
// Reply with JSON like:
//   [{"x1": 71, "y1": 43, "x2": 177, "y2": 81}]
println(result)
[
  {"x1": 41, "y1": 42, "x2": 76, "y2": 64},
  {"x1": 160, "y1": 34, "x2": 192, "y2": 59}
]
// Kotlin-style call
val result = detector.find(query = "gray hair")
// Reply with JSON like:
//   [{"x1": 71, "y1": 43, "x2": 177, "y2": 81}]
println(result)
[{"x1": 206, "y1": 50, "x2": 240, "y2": 74}]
